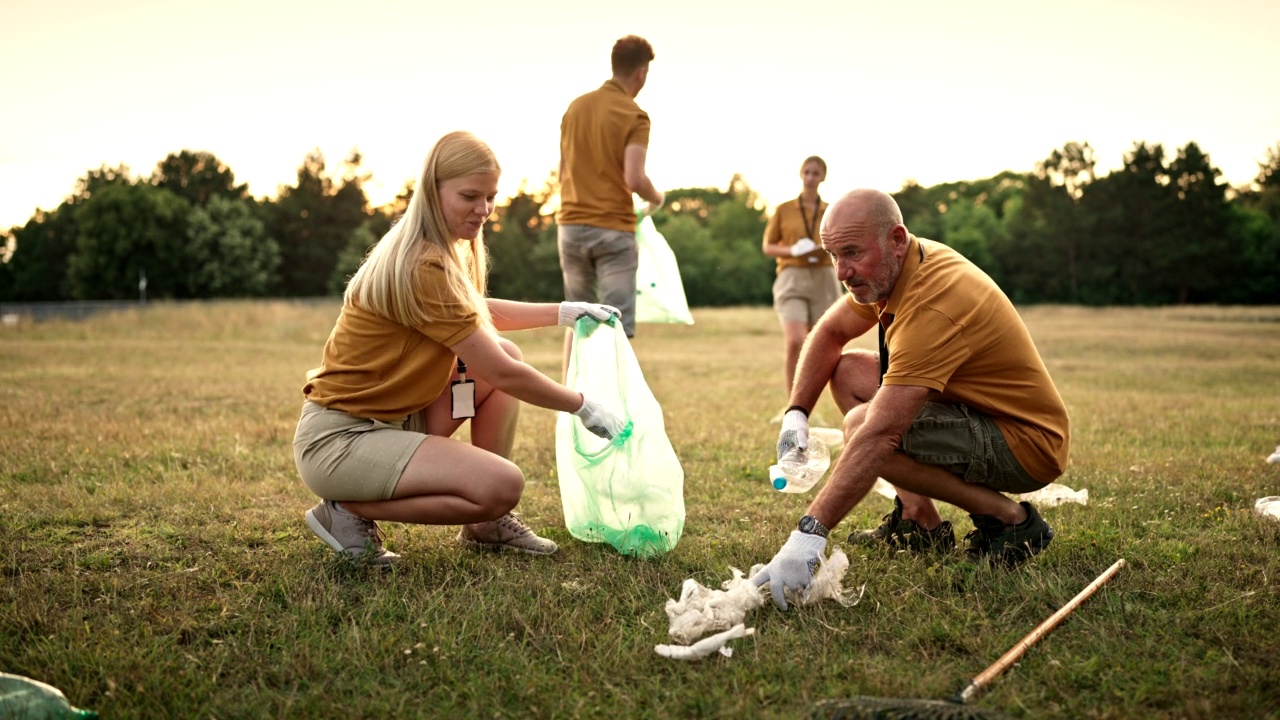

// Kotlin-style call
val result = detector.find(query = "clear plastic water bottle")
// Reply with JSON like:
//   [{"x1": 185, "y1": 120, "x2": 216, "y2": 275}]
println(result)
[
  {"x1": 768, "y1": 437, "x2": 831, "y2": 493},
  {"x1": 0, "y1": 673, "x2": 99, "y2": 719}
]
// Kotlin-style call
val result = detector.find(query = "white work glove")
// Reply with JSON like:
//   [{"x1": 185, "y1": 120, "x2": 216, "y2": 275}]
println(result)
[
  {"x1": 558, "y1": 302, "x2": 621, "y2": 328},
  {"x1": 752, "y1": 530, "x2": 828, "y2": 611},
  {"x1": 789, "y1": 238, "x2": 817, "y2": 257},
  {"x1": 777, "y1": 408, "x2": 810, "y2": 458},
  {"x1": 574, "y1": 395, "x2": 625, "y2": 440},
  {"x1": 641, "y1": 191, "x2": 665, "y2": 218}
]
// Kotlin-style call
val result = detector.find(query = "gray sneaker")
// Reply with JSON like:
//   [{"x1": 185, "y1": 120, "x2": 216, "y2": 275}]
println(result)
[
  {"x1": 458, "y1": 513, "x2": 558, "y2": 555},
  {"x1": 964, "y1": 501, "x2": 1054, "y2": 567},
  {"x1": 305, "y1": 500, "x2": 400, "y2": 567}
]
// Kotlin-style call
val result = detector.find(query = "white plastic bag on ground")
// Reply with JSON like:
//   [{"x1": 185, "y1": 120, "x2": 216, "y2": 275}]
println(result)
[
  {"x1": 1020, "y1": 482, "x2": 1089, "y2": 507},
  {"x1": 1255, "y1": 496, "x2": 1280, "y2": 521}
]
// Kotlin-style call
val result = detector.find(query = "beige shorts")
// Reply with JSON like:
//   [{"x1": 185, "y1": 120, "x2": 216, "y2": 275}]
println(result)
[
  {"x1": 773, "y1": 265, "x2": 844, "y2": 325},
  {"x1": 292, "y1": 400, "x2": 429, "y2": 502}
]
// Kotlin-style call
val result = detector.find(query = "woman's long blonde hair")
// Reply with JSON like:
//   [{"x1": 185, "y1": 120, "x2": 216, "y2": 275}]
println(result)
[{"x1": 345, "y1": 131, "x2": 496, "y2": 327}]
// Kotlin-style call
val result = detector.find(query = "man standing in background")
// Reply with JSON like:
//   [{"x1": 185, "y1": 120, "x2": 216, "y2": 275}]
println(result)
[{"x1": 557, "y1": 35, "x2": 664, "y2": 372}]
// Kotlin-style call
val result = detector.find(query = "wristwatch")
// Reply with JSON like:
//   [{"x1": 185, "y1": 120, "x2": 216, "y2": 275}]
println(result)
[{"x1": 798, "y1": 514, "x2": 830, "y2": 538}]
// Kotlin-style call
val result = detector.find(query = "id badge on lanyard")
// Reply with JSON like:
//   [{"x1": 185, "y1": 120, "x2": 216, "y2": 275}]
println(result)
[{"x1": 451, "y1": 358, "x2": 476, "y2": 419}]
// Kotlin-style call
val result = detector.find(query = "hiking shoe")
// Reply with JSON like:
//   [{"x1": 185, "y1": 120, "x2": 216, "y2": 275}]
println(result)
[
  {"x1": 964, "y1": 501, "x2": 1054, "y2": 567},
  {"x1": 458, "y1": 513, "x2": 558, "y2": 555},
  {"x1": 847, "y1": 496, "x2": 956, "y2": 552},
  {"x1": 305, "y1": 500, "x2": 399, "y2": 567}
]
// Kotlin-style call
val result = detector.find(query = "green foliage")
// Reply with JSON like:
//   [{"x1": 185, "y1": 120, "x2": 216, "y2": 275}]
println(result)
[
  {"x1": 185, "y1": 196, "x2": 279, "y2": 297},
  {"x1": 5, "y1": 205, "x2": 79, "y2": 301},
  {"x1": 652, "y1": 176, "x2": 771, "y2": 307},
  {"x1": 265, "y1": 150, "x2": 371, "y2": 297},
  {"x1": 327, "y1": 222, "x2": 378, "y2": 296},
  {"x1": 484, "y1": 180, "x2": 563, "y2": 302},
  {"x1": 67, "y1": 182, "x2": 192, "y2": 300},
  {"x1": 3, "y1": 141, "x2": 1279, "y2": 306},
  {"x1": 152, "y1": 150, "x2": 248, "y2": 207}
]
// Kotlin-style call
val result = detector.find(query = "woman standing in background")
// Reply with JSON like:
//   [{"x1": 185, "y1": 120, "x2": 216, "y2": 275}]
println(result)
[{"x1": 761, "y1": 156, "x2": 844, "y2": 416}]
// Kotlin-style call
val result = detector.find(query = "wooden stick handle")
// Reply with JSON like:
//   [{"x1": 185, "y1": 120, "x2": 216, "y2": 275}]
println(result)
[{"x1": 957, "y1": 558, "x2": 1126, "y2": 703}]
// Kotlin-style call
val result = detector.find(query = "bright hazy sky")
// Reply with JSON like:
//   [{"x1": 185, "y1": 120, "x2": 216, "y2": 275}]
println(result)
[{"x1": 3, "y1": 0, "x2": 1278, "y2": 232}]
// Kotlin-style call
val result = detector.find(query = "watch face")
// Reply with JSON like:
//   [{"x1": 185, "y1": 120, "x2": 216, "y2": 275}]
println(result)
[{"x1": 799, "y1": 515, "x2": 826, "y2": 536}]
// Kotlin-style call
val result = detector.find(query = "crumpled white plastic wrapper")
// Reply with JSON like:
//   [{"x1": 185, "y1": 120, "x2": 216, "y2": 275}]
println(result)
[
  {"x1": 873, "y1": 478, "x2": 1090, "y2": 509},
  {"x1": 656, "y1": 547, "x2": 865, "y2": 661},
  {"x1": 654, "y1": 623, "x2": 755, "y2": 661},
  {"x1": 1267, "y1": 445, "x2": 1280, "y2": 464},
  {"x1": 1020, "y1": 482, "x2": 1089, "y2": 507},
  {"x1": 808, "y1": 426, "x2": 845, "y2": 450},
  {"x1": 1255, "y1": 496, "x2": 1280, "y2": 521}
]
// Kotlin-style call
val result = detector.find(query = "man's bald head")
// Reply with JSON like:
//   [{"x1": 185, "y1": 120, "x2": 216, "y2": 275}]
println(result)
[
  {"x1": 820, "y1": 189, "x2": 911, "y2": 304},
  {"x1": 823, "y1": 189, "x2": 903, "y2": 245}
]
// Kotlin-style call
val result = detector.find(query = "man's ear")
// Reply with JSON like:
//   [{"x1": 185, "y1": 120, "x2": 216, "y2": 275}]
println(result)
[{"x1": 890, "y1": 224, "x2": 910, "y2": 255}]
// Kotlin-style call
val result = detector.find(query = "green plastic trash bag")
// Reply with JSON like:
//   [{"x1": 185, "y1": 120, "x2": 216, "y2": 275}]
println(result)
[
  {"x1": 556, "y1": 315, "x2": 685, "y2": 557},
  {"x1": 635, "y1": 214, "x2": 694, "y2": 325}
]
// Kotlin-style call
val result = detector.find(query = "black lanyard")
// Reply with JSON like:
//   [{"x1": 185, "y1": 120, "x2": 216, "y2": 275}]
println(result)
[
  {"x1": 798, "y1": 195, "x2": 821, "y2": 239},
  {"x1": 877, "y1": 243, "x2": 925, "y2": 386}
]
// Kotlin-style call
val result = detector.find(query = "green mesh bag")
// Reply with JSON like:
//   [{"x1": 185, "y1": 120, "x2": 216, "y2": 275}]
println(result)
[{"x1": 556, "y1": 316, "x2": 685, "y2": 557}]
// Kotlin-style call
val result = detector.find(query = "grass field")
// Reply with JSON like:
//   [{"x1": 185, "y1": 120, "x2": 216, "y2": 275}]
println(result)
[{"x1": 2, "y1": 302, "x2": 1278, "y2": 719}]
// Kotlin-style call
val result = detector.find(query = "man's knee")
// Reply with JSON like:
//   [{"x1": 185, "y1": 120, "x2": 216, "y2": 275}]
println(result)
[
  {"x1": 842, "y1": 404, "x2": 868, "y2": 436},
  {"x1": 830, "y1": 349, "x2": 880, "y2": 407}
]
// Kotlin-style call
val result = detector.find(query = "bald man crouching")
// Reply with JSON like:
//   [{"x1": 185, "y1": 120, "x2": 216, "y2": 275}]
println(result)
[{"x1": 751, "y1": 189, "x2": 1070, "y2": 610}]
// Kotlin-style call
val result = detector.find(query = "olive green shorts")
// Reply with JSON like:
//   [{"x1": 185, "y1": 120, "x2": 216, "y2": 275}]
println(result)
[
  {"x1": 292, "y1": 400, "x2": 429, "y2": 502},
  {"x1": 900, "y1": 402, "x2": 1045, "y2": 493}
]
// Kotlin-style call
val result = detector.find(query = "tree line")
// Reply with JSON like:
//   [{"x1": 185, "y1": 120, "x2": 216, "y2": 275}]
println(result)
[{"x1": 2, "y1": 140, "x2": 1277, "y2": 306}]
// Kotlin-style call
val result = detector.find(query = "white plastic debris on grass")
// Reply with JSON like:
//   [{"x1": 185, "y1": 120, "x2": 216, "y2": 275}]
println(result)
[
  {"x1": 872, "y1": 478, "x2": 1088, "y2": 507},
  {"x1": 1267, "y1": 445, "x2": 1280, "y2": 464},
  {"x1": 1020, "y1": 482, "x2": 1089, "y2": 507},
  {"x1": 656, "y1": 547, "x2": 865, "y2": 661},
  {"x1": 809, "y1": 427, "x2": 845, "y2": 451},
  {"x1": 870, "y1": 477, "x2": 896, "y2": 500},
  {"x1": 1255, "y1": 496, "x2": 1280, "y2": 521},
  {"x1": 654, "y1": 624, "x2": 755, "y2": 661}
]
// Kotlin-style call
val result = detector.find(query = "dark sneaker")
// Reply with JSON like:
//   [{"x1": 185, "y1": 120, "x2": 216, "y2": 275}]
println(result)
[
  {"x1": 458, "y1": 513, "x2": 558, "y2": 555},
  {"x1": 964, "y1": 501, "x2": 1054, "y2": 567},
  {"x1": 305, "y1": 500, "x2": 400, "y2": 566},
  {"x1": 847, "y1": 496, "x2": 956, "y2": 553}
]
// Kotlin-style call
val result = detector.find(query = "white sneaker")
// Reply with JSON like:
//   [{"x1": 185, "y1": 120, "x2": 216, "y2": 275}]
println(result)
[
  {"x1": 457, "y1": 513, "x2": 558, "y2": 555},
  {"x1": 305, "y1": 500, "x2": 400, "y2": 566}
]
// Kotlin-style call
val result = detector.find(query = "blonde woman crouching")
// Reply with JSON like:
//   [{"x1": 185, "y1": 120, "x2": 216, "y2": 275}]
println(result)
[{"x1": 294, "y1": 131, "x2": 623, "y2": 565}]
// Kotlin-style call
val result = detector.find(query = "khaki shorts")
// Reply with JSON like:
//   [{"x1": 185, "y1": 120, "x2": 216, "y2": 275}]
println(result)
[
  {"x1": 773, "y1": 265, "x2": 844, "y2": 325},
  {"x1": 899, "y1": 402, "x2": 1045, "y2": 493},
  {"x1": 293, "y1": 400, "x2": 428, "y2": 502}
]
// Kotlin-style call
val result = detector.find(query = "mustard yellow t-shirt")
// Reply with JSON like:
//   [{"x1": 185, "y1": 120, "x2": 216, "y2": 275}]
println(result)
[
  {"x1": 765, "y1": 196, "x2": 832, "y2": 273},
  {"x1": 848, "y1": 235, "x2": 1070, "y2": 483},
  {"x1": 556, "y1": 79, "x2": 651, "y2": 233},
  {"x1": 303, "y1": 248, "x2": 481, "y2": 421}
]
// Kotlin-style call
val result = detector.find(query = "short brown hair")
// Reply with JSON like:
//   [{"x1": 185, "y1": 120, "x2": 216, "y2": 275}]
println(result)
[{"x1": 611, "y1": 35, "x2": 654, "y2": 75}]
